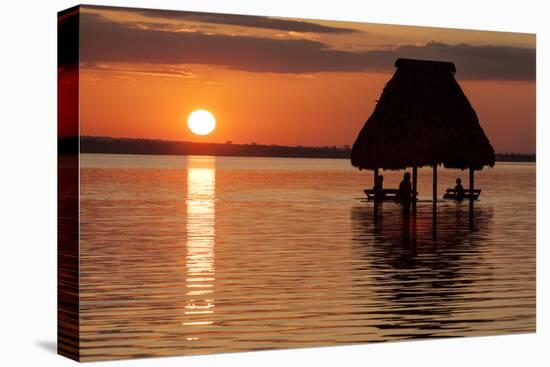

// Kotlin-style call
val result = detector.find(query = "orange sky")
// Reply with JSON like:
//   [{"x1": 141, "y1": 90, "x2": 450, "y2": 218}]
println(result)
[{"x1": 74, "y1": 5, "x2": 536, "y2": 153}]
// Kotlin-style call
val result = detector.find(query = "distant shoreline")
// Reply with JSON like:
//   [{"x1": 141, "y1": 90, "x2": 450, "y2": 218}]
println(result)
[{"x1": 59, "y1": 136, "x2": 536, "y2": 163}]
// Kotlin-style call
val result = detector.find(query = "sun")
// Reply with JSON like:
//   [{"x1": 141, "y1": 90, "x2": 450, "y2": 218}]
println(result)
[{"x1": 187, "y1": 110, "x2": 216, "y2": 136}]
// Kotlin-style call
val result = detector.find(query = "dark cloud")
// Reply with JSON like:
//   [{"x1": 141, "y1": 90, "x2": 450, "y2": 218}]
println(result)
[
  {"x1": 390, "y1": 42, "x2": 535, "y2": 80},
  {"x1": 80, "y1": 14, "x2": 373, "y2": 73},
  {"x1": 79, "y1": 13, "x2": 535, "y2": 80},
  {"x1": 84, "y1": 5, "x2": 359, "y2": 34}
]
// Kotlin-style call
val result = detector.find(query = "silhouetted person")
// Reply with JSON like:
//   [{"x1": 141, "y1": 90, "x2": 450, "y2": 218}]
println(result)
[
  {"x1": 455, "y1": 178, "x2": 465, "y2": 200},
  {"x1": 398, "y1": 172, "x2": 412, "y2": 205},
  {"x1": 373, "y1": 175, "x2": 385, "y2": 201}
]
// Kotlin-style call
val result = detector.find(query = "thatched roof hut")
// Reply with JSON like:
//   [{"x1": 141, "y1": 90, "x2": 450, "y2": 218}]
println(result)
[{"x1": 351, "y1": 58, "x2": 495, "y2": 171}]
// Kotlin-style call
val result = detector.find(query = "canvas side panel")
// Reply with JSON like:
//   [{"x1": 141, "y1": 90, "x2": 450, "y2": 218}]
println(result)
[{"x1": 57, "y1": 6, "x2": 80, "y2": 362}]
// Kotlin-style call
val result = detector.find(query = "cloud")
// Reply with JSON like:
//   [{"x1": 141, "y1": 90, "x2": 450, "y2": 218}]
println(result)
[
  {"x1": 389, "y1": 42, "x2": 535, "y2": 80},
  {"x1": 85, "y1": 5, "x2": 360, "y2": 34},
  {"x1": 79, "y1": 13, "x2": 535, "y2": 80},
  {"x1": 80, "y1": 62, "x2": 196, "y2": 79}
]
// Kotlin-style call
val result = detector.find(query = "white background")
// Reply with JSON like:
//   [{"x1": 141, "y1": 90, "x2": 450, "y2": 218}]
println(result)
[{"x1": 0, "y1": 0, "x2": 548, "y2": 365}]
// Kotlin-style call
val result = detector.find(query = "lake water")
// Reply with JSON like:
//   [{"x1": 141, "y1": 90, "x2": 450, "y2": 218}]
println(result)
[{"x1": 78, "y1": 154, "x2": 536, "y2": 361}]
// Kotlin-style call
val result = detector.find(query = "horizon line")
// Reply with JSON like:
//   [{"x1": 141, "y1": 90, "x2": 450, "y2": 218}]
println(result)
[{"x1": 67, "y1": 135, "x2": 537, "y2": 156}]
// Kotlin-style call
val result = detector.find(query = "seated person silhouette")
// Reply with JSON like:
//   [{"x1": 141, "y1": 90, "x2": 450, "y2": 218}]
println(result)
[
  {"x1": 397, "y1": 172, "x2": 412, "y2": 204},
  {"x1": 455, "y1": 178, "x2": 465, "y2": 200},
  {"x1": 373, "y1": 175, "x2": 385, "y2": 201}
]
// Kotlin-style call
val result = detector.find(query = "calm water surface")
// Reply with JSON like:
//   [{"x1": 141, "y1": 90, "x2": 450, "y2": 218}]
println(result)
[{"x1": 79, "y1": 154, "x2": 535, "y2": 361}]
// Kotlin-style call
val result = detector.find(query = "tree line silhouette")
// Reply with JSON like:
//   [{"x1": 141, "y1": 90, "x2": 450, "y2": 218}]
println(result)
[{"x1": 58, "y1": 136, "x2": 534, "y2": 162}]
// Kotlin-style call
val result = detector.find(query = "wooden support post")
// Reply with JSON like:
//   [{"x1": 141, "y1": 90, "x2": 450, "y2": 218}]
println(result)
[
  {"x1": 469, "y1": 168, "x2": 474, "y2": 201},
  {"x1": 432, "y1": 164, "x2": 437, "y2": 239},
  {"x1": 433, "y1": 164, "x2": 437, "y2": 203},
  {"x1": 412, "y1": 166, "x2": 417, "y2": 200},
  {"x1": 412, "y1": 166, "x2": 418, "y2": 213},
  {"x1": 469, "y1": 168, "x2": 474, "y2": 230},
  {"x1": 373, "y1": 167, "x2": 380, "y2": 223},
  {"x1": 373, "y1": 199, "x2": 379, "y2": 224},
  {"x1": 410, "y1": 167, "x2": 418, "y2": 252},
  {"x1": 432, "y1": 203, "x2": 437, "y2": 241}
]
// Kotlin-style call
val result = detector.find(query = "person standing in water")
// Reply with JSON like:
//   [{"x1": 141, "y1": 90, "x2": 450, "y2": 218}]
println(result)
[
  {"x1": 455, "y1": 178, "x2": 465, "y2": 200},
  {"x1": 373, "y1": 175, "x2": 385, "y2": 201},
  {"x1": 398, "y1": 172, "x2": 412, "y2": 204}
]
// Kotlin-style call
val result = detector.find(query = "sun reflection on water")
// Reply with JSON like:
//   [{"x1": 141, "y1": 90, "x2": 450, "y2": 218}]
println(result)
[{"x1": 184, "y1": 157, "x2": 216, "y2": 332}]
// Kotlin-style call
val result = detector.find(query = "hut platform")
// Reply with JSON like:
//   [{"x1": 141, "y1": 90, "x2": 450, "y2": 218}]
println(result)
[
  {"x1": 364, "y1": 189, "x2": 418, "y2": 202},
  {"x1": 443, "y1": 189, "x2": 481, "y2": 200},
  {"x1": 364, "y1": 189, "x2": 399, "y2": 201}
]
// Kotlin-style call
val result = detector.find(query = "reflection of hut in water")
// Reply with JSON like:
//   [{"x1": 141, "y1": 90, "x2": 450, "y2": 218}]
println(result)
[
  {"x1": 350, "y1": 203, "x2": 494, "y2": 338},
  {"x1": 351, "y1": 58, "x2": 495, "y2": 201}
]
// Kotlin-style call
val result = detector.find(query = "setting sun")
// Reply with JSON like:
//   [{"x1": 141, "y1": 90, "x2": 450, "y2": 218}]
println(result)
[{"x1": 187, "y1": 110, "x2": 216, "y2": 136}]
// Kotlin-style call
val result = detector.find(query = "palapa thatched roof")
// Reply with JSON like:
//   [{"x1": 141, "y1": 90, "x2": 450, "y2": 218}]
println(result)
[{"x1": 351, "y1": 58, "x2": 495, "y2": 171}]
